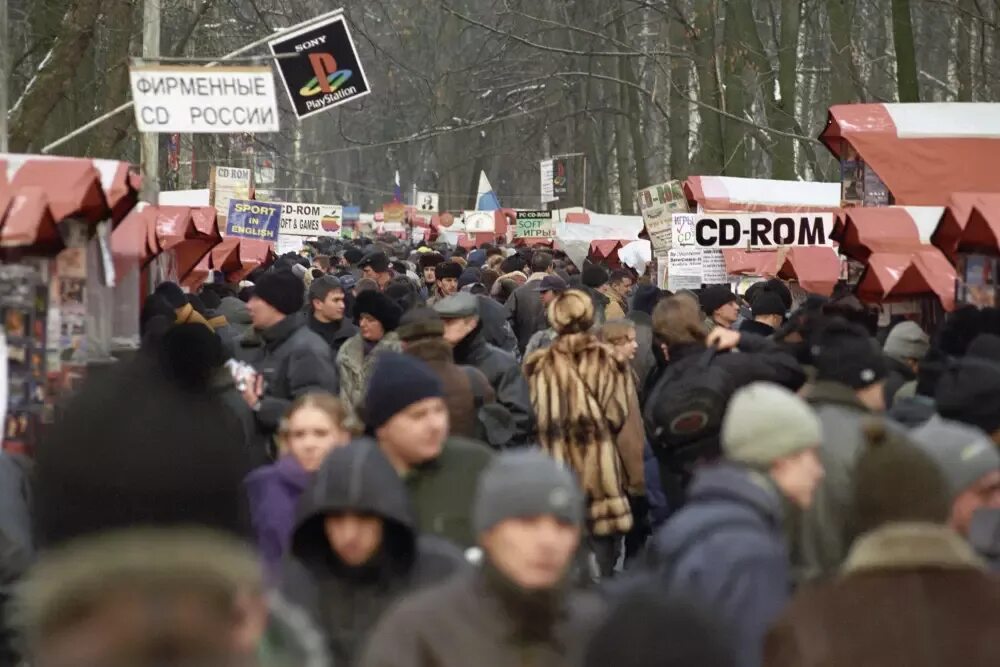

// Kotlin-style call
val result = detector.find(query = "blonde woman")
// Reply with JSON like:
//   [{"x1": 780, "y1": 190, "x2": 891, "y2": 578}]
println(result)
[
  {"x1": 524, "y1": 290, "x2": 645, "y2": 577},
  {"x1": 244, "y1": 392, "x2": 355, "y2": 581}
]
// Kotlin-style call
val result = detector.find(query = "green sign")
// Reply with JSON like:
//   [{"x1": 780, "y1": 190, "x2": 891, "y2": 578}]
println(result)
[{"x1": 515, "y1": 210, "x2": 555, "y2": 238}]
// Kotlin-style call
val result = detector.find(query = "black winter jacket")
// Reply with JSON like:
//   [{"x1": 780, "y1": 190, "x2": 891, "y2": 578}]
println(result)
[
  {"x1": 283, "y1": 440, "x2": 465, "y2": 666},
  {"x1": 235, "y1": 312, "x2": 340, "y2": 439},
  {"x1": 454, "y1": 323, "x2": 535, "y2": 447}
]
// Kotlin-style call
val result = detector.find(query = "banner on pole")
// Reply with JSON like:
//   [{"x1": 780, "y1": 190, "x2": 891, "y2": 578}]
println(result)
[
  {"x1": 515, "y1": 210, "x2": 555, "y2": 239},
  {"x1": 540, "y1": 160, "x2": 556, "y2": 204},
  {"x1": 552, "y1": 159, "x2": 569, "y2": 197},
  {"x1": 129, "y1": 66, "x2": 279, "y2": 133},
  {"x1": 225, "y1": 200, "x2": 281, "y2": 242},
  {"x1": 269, "y1": 14, "x2": 372, "y2": 119},
  {"x1": 416, "y1": 192, "x2": 439, "y2": 212},
  {"x1": 276, "y1": 202, "x2": 342, "y2": 236}
]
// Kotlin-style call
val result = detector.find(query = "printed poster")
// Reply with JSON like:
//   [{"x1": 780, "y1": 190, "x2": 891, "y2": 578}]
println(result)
[{"x1": 225, "y1": 199, "x2": 281, "y2": 242}]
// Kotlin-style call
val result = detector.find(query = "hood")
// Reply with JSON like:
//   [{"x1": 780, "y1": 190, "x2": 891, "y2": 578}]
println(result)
[
  {"x1": 806, "y1": 380, "x2": 867, "y2": 411},
  {"x1": 245, "y1": 456, "x2": 312, "y2": 500},
  {"x1": 262, "y1": 312, "x2": 307, "y2": 347},
  {"x1": 290, "y1": 438, "x2": 416, "y2": 572},
  {"x1": 219, "y1": 296, "x2": 252, "y2": 326},
  {"x1": 888, "y1": 395, "x2": 936, "y2": 428},
  {"x1": 453, "y1": 319, "x2": 486, "y2": 365},
  {"x1": 686, "y1": 462, "x2": 784, "y2": 526}
]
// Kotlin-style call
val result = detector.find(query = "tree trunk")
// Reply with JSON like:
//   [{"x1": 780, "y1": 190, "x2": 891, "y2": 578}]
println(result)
[
  {"x1": 8, "y1": 0, "x2": 104, "y2": 152},
  {"x1": 955, "y1": 0, "x2": 974, "y2": 101},
  {"x1": 774, "y1": 0, "x2": 802, "y2": 179},
  {"x1": 891, "y1": 0, "x2": 920, "y2": 101},
  {"x1": 668, "y1": 13, "x2": 691, "y2": 180},
  {"x1": 722, "y1": 4, "x2": 748, "y2": 176},
  {"x1": 827, "y1": 0, "x2": 862, "y2": 103},
  {"x1": 614, "y1": 7, "x2": 649, "y2": 191},
  {"x1": 691, "y1": 2, "x2": 725, "y2": 173},
  {"x1": 614, "y1": 107, "x2": 635, "y2": 213},
  {"x1": 88, "y1": 0, "x2": 138, "y2": 157}
]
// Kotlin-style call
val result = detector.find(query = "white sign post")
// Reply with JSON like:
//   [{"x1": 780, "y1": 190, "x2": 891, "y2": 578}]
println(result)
[
  {"x1": 129, "y1": 65, "x2": 280, "y2": 133},
  {"x1": 688, "y1": 213, "x2": 835, "y2": 249},
  {"x1": 464, "y1": 210, "x2": 495, "y2": 233},
  {"x1": 540, "y1": 159, "x2": 557, "y2": 204},
  {"x1": 211, "y1": 166, "x2": 252, "y2": 226},
  {"x1": 275, "y1": 202, "x2": 343, "y2": 237}
]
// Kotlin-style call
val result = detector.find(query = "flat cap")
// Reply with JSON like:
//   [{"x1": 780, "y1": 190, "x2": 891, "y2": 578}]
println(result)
[{"x1": 433, "y1": 292, "x2": 479, "y2": 319}]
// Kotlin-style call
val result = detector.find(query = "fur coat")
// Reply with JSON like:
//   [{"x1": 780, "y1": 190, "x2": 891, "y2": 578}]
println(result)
[
  {"x1": 524, "y1": 333, "x2": 633, "y2": 536},
  {"x1": 336, "y1": 332, "x2": 402, "y2": 422}
]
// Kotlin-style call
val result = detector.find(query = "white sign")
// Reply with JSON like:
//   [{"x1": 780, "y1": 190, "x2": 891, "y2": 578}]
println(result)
[
  {"x1": 275, "y1": 202, "x2": 343, "y2": 237},
  {"x1": 667, "y1": 248, "x2": 703, "y2": 291},
  {"x1": 702, "y1": 250, "x2": 728, "y2": 284},
  {"x1": 212, "y1": 166, "x2": 252, "y2": 224},
  {"x1": 540, "y1": 159, "x2": 557, "y2": 204},
  {"x1": 416, "y1": 192, "x2": 439, "y2": 212},
  {"x1": 691, "y1": 212, "x2": 835, "y2": 248},
  {"x1": 464, "y1": 210, "x2": 495, "y2": 233},
  {"x1": 129, "y1": 66, "x2": 279, "y2": 133},
  {"x1": 277, "y1": 235, "x2": 305, "y2": 255}
]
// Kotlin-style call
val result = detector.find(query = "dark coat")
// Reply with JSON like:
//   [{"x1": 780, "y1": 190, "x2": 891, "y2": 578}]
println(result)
[
  {"x1": 0, "y1": 453, "x2": 31, "y2": 666},
  {"x1": 627, "y1": 311, "x2": 657, "y2": 390},
  {"x1": 504, "y1": 275, "x2": 547, "y2": 354},
  {"x1": 887, "y1": 394, "x2": 936, "y2": 427},
  {"x1": 766, "y1": 523, "x2": 1000, "y2": 667},
  {"x1": 245, "y1": 456, "x2": 313, "y2": 582},
  {"x1": 738, "y1": 318, "x2": 775, "y2": 338},
  {"x1": 404, "y1": 436, "x2": 495, "y2": 548},
  {"x1": 477, "y1": 295, "x2": 519, "y2": 357},
  {"x1": 283, "y1": 439, "x2": 465, "y2": 667},
  {"x1": 882, "y1": 355, "x2": 915, "y2": 408},
  {"x1": 453, "y1": 323, "x2": 535, "y2": 447},
  {"x1": 359, "y1": 568, "x2": 605, "y2": 667},
  {"x1": 235, "y1": 312, "x2": 340, "y2": 439},
  {"x1": 308, "y1": 314, "x2": 358, "y2": 357},
  {"x1": 651, "y1": 463, "x2": 792, "y2": 667}
]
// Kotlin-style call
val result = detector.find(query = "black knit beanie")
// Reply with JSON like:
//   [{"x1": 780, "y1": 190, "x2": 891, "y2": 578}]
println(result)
[
  {"x1": 364, "y1": 353, "x2": 443, "y2": 430},
  {"x1": 811, "y1": 318, "x2": 887, "y2": 389},
  {"x1": 582, "y1": 264, "x2": 609, "y2": 289},
  {"x1": 251, "y1": 270, "x2": 304, "y2": 315},
  {"x1": 936, "y1": 357, "x2": 1000, "y2": 434}
]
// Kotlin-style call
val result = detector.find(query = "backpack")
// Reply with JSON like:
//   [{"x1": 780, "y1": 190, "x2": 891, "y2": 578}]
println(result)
[{"x1": 643, "y1": 347, "x2": 736, "y2": 469}]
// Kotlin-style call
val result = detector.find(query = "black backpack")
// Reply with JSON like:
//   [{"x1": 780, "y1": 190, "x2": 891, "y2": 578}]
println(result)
[{"x1": 643, "y1": 347, "x2": 736, "y2": 469}]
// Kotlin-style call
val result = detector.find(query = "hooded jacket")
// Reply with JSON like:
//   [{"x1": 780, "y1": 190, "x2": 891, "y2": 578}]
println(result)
[
  {"x1": 453, "y1": 322, "x2": 534, "y2": 447},
  {"x1": 283, "y1": 440, "x2": 465, "y2": 666},
  {"x1": 219, "y1": 296, "x2": 253, "y2": 338},
  {"x1": 245, "y1": 456, "x2": 313, "y2": 582},
  {"x1": 476, "y1": 295, "x2": 519, "y2": 357},
  {"x1": 235, "y1": 312, "x2": 341, "y2": 440},
  {"x1": 651, "y1": 463, "x2": 792, "y2": 667}
]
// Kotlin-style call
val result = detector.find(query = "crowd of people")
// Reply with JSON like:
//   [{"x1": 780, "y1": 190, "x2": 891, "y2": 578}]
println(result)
[{"x1": 1, "y1": 234, "x2": 1000, "y2": 667}]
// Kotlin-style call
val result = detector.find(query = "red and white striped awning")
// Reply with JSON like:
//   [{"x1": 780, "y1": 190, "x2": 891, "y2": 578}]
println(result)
[
  {"x1": 820, "y1": 103, "x2": 1000, "y2": 205},
  {"x1": 833, "y1": 205, "x2": 955, "y2": 310},
  {"x1": 684, "y1": 176, "x2": 841, "y2": 212},
  {"x1": 933, "y1": 192, "x2": 1000, "y2": 259}
]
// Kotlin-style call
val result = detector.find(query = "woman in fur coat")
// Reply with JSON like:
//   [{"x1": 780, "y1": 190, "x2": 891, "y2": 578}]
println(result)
[{"x1": 524, "y1": 289, "x2": 645, "y2": 577}]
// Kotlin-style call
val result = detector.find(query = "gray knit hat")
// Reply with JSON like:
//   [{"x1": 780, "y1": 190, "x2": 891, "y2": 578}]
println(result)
[
  {"x1": 883, "y1": 320, "x2": 930, "y2": 364},
  {"x1": 910, "y1": 416, "x2": 1000, "y2": 503},
  {"x1": 722, "y1": 382, "x2": 822, "y2": 467},
  {"x1": 473, "y1": 450, "x2": 583, "y2": 535}
]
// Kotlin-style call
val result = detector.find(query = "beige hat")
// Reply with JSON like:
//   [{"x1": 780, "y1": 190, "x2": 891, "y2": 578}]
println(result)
[{"x1": 722, "y1": 382, "x2": 822, "y2": 466}]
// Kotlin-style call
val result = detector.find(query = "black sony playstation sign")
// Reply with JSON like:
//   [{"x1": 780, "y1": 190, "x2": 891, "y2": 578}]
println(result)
[{"x1": 268, "y1": 13, "x2": 372, "y2": 120}]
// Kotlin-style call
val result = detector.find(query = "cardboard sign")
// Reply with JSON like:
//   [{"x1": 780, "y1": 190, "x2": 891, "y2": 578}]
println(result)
[
  {"x1": 540, "y1": 160, "x2": 557, "y2": 204},
  {"x1": 225, "y1": 200, "x2": 281, "y2": 242},
  {"x1": 464, "y1": 211, "x2": 495, "y2": 233},
  {"x1": 667, "y1": 248, "x2": 703, "y2": 291},
  {"x1": 129, "y1": 66, "x2": 279, "y2": 133},
  {"x1": 383, "y1": 203, "x2": 405, "y2": 224},
  {"x1": 268, "y1": 14, "x2": 372, "y2": 119},
  {"x1": 211, "y1": 167, "x2": 252, "y2": 224},
  {"x1": 637, "y1": 180, "x2": 689, "y2": 255},
  {"x1": 276, "y1": 202, "x2": 342, "y2": 237},
  {"x1": 691, "y1": 213, "x2": 835, "y2": 248},
  {"x1": 515, "y1": 210, "x2": 555, "y2": 239},
  {"x1": 277, "y1": 235, "x2": 305, "y2": 255}
]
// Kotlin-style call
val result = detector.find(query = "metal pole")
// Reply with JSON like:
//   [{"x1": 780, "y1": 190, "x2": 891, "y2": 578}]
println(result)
[
  {"x1": 582, "y1": 155, "x2": 587, "y2": 211},
  {"x1": 0, "y1": 0, "x2": 8, "y2": 152},
  {"x1": 40, "y1": 7, "x2": 346, "y2": 155},
  {"x1": 140, "y1": 0, "x2": 161, "y2": 203}
]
